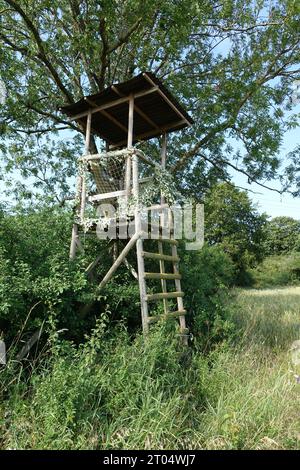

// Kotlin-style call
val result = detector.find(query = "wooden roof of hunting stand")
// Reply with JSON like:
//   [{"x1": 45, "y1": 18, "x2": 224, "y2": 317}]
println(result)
[{"x1": 60, "y1": 72, "x2": 194, "y2": 147}]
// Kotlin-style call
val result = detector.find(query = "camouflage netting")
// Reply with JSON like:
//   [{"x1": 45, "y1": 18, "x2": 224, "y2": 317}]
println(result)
[{"x1": 74, "y1": 149, "x2": 183, "y2": 232}]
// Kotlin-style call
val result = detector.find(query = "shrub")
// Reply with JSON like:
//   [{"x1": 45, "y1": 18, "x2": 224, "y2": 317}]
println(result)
[
  {"x1": 204, "y1": 183, "x2": 267, "y2": 282},
  {"x1": 0, "y1": 209, "x2": 94, "y2": 344},
  {"x1": 263, "y1": 216, "x2": 300, "y2": 255},
  {"x1": 180, "y1": 244, "x2": 236, "y2": 349},
  {"x1": 1, "y1": 325, "x2": 204, "y2": 450},
  {"x1": 0, "y1": 208, "x2": 238, "y2": 353},
  {"x1": 249, "y1": 253, "x2": 300, "y2": 288}
]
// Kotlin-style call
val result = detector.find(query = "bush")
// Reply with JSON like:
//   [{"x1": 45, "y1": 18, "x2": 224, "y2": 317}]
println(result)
[
  {"x1": 1, "y1": 324, "x2": 205, "y2": 450},
  {"x1": 180, "y1": 244, "x2": 236, "y2": 349},
  {"x1": 0, "y1": 208, "x2": 237, "y2": 354},
  {"x1": 249, "y1": 253, "x2": 300, "y2": 288},
  {"x1": 0, "y1": 209, "x2": 94, "y2": 344},
  {"x1": 0, "y1": 209, "x2": 141, "y2": 345},
  {"x1": 204, "y1": 183, "x2": 267, "y2": 281},
  {"x1": 263, "y1": 216, "x2": 300, "y2": 255}
]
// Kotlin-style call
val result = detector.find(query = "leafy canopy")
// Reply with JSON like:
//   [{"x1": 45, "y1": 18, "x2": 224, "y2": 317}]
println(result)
[
  {"x1": 204, "y1": 182, "x2": 267, "y2": 278},
  {"x1": 263, "y1": 216, "x2": 300, "y2": 254},
  {"x1": 0, "y1": 0, "x2": 300, "y2": 205}
]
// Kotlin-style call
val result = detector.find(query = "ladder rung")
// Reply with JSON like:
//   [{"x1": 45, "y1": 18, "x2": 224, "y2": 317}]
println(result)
[
  {"x1": 148, "y1": 224, "x2": 174, "y2": 234},
  {"x1": 144, "y1": 272, "x2": 182, "y2": 280},
  {"x1": 142, "y1": 230, "x2": 178, "y2": 241},
  {"x1": 156, "y1": 237, "x2": 178, "y2": 245},
  {"x1": 142, "y1": 251, "x2": 179, "y2": 262},
  {"x1": 140, "y1": 232, "x2": 178, "y2": 245},
  {"x1": 145, "y1": 291, "x2": 184, "y2": 301},
  {"x1": 148, "y1": 310, "x2": 187, "y2": 323}
]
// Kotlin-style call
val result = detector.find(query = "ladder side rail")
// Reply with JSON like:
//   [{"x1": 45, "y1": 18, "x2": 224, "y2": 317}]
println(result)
[{"x1": 130, "y1": 94, "x2": 149, "y2": 333}]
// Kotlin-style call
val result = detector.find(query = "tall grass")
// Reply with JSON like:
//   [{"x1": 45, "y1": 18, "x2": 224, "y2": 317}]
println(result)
[{"x1": 1, "y1": 287, "x2": 300, "y2": 450}]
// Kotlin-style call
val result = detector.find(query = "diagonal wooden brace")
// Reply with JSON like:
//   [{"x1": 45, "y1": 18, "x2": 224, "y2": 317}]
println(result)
[{"x1": 97, "y1": 231, "x2": 142, "y2": 290}]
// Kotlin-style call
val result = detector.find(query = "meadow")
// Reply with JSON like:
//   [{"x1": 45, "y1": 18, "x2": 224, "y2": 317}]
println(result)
[{"x1": 1, "y1": 286, "x2": 299, "y2": 450}]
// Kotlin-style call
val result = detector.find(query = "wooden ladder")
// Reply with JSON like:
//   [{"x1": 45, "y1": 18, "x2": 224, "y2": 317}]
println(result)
[{"x1": 136, "y1": 230, "x2": 189, "y2": 344}]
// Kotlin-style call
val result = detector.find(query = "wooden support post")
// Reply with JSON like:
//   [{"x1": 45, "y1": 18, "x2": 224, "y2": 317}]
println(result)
[
  {"x1": 161, "y1": 134, "x2": 167, "y2": 170},
  {"x1": 70, "y1": 110, "x2": 92, "y2": 260},
  {"x1": 158, "y1": 240, "x2": 168, "y2": 315},
  {"x1": 80, "y1": 110, "x2": 92, "y2": 221},
  {"x1": 85, "y1": 255, "x2": 102, "y2": 277},
  {"x1": 171, "y1": 238, "x2": 188, "y2": 346},
  {"x1": 160, "y1": 133, "x2": 167, "y2": 219},
  {"x1": 127, "y1": 94, "x2": 134, "y2": 149},
  {"x1": 159, "y1": 133, "x2": 168, "y2": 314},
  {"x1": 123, "y1": 257, "x2": 138, "y2": 279},
  {"x1": 69, "y1": 223, "x2": 79, "y2": 259},
  {"x1": 70, "y1": 165, "x2": 83, "y2": 259},
  {"x1": 132, "y1": 148, "x2": 149, "y2": 333},
  {"x1": 124, "y1": 94, "x2": 134, "y2": 202}
]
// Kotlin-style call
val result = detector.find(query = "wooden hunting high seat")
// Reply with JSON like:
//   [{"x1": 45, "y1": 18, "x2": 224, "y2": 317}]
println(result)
[{"x1": 60, "y1": 72, "x2": 194, "y2": 341}]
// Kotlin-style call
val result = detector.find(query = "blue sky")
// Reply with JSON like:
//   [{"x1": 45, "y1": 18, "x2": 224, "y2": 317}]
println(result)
[
  {"x1": 213, "y1": 34, "x2": 300, "y2": 220},
  {"x1": 230, "y1": 117, "x2": 299, "y2": 220}
]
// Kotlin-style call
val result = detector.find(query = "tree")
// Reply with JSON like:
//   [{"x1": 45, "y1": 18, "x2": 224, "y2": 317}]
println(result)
[
  {"x1": 263, "y1": 216, "x2": 300, "y2": 254},
  {"x1": 0, "y1": 0, "x2": 300, "y2": 204},
  {"x1": 204, "y1": 182, "x2": 267, "y2": 281}
]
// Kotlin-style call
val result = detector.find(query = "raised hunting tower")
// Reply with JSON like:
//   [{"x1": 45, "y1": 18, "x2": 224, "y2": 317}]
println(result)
[{"x1": 61, "y1": 72, "x2": 194, "y2": 341}]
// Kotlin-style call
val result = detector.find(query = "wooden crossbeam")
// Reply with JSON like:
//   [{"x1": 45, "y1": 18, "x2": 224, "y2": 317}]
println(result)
[
  {"x1": 100, "y1": 109, "x2": 128, "y2": 134},
  {"x1": 98, "y1": 231, "x2": 142, "y2": 290},
  {"x1": 158, "y1": 240, "x2": 168, "y2": 314},
  {"x1": 84, "y1": 97, "x2": 128, "y2": 135},
  {"x1": 140, "y1": 232, "x2": 177, "y2": 245},
  {"x1": 111, "y1": 85, "x2": 161, "y2": 132},
  {"x1": 146, "y1": 291, "x2": 184, "y2": 301},
  {"x1": 142, "y1": 251, "x2": 179, "y2": 262},
  {"x1": 110, "y1": 120, "x2": 186, "y2": 149},
  {"x1": 88, "y1": 189, "x2": 127, "y2": 202},
  {"x1": 143, "y1": 73, "x2": 192, "y2": 126},
  {"x1": 144, "y1": 272, "x2": 181, "y2": 280},
  {"x1": 68, "y1": 86, "x2": 159, "y2": 121}
]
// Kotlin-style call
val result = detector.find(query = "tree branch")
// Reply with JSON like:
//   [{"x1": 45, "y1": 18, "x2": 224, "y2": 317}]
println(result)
[
  {"x1": 11, "y1": 126, "x2": 69, "y2": 135},
  {"x1": 4, "y1": 0, "x2": 74, "y2": 103},
  {"x1": 172, "y1": 41, "x2": 300, "y2": 173},
  {"x1": 22, "y1": 101, "x2": 81, "y2": 133},
  {"x1": 197, "y1": 152, "x2": 283, "y2": 194},
  {"x1": 96, "y1": 16, "x2": 110, "y2": 90},
  {"x1": 68, "y1": 0, "x2": 99, "y2": 92},
  {"x1": 108, "y1": 17, "x2": 143, "y2": 54}
]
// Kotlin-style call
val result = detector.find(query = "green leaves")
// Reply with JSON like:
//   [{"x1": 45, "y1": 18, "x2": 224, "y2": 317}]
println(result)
[
  {"x1": 0, "y1": 2, "x2": 298, "y2": 201},
  {"x1": 263, "y1": 216, "x2": 300, "y2": 255},
  {"x1": 204, "y1": 182, "x2": 267, "y2": 279}
]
